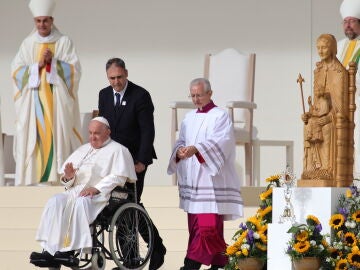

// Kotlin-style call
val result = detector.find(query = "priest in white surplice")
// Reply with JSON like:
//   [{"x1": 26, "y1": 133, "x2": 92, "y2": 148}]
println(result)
[
  {"x1": 168, "y1": 78, "x2": 243, "y2": 270},
  {"x1": 30, "y1": 117, "x2": 137, "y2": 268},
  {"x1": 11, "y1": 0, "x2": 82, "y2": 185}
]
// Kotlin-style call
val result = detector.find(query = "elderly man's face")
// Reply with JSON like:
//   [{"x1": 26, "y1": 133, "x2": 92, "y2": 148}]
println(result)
[
  {"x1": 189, "y1": 83, "x2": 212, "y2": 109},
  {"x1": 34, "y1": 16, "x2": 53, "y2": 37},
  {"x1": 343, "y1": 16, "x2": 360, "y2": 40},
  {"x1": 88, "y1": 121, "x2": 110, "y2": 149}
]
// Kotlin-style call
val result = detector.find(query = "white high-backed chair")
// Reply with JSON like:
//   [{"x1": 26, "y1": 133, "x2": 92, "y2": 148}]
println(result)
[
  {"x1": 170, "y1": 48, "x2": 257, "y2": 186},
  {"x1": 205, "y1": 48, "x2": 257, "y2": 186}
]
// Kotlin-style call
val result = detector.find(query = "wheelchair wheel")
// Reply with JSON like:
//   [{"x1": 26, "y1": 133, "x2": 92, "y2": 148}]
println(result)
[{"x1": 109, "y1": 203, "x2": 154, "y2": 270}]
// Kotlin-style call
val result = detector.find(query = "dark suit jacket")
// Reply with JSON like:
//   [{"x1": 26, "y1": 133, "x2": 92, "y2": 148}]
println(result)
[{"x1": 98, "y1": 81, "x2": 157, "y2": 166}]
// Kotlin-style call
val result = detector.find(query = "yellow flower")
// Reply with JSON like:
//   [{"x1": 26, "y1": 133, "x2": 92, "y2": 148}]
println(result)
[
  {"x1": 344, "y1": 232, "x2": 357, "y2": 246},
  {"x1": 265, "y1": 174, "x2": 280, "y2": 182},
  {"x1": 307, "y1": 214, "x2": 320, "y2": 225},
  {"x1": 296, "y1": 230, "x2": 309, "y2": 242},
  {"x1": 329, "y1": 214, "x2": 345, "y2": 230},
  {"x1": 259, "y1": 232, "x2": 267, "y2": 244},
  {"x1": 347, "y1": 249, "x2": 360, "y2": 268},
  {"x1": 294, "y1": 241, "x2": 310, "y2": 254},
  {"x1": 259, "y1": 188, "x2": 272, "y2": 201},
  {"x1": 346, "y1": 189, "x2": 352, "y2": 198},
  {"x1": 247, "y1": 216, "x2": 262, "y2": 231},
  {"x1": 335, "y1": 258, "x2": 348, "y2": 270},
  {"x1": 337, "y1": 230, "x2": 344, "y2": 239},
  {"x1": 351, "y1": 210, "x2": 360, "y2": 222},
  {"x1": 258, "y1": 206, "x2": 272, "y2": 218},
  {"x1": 241, "y1": 248, "x2": 249, "y2": 256},
  {"x1": 321, "y1": 238, "x2": 329, "y2": 248},
  {"x1": 226, "y1": 245, "x2": 238, "y2": 256},
  {"x1": 235, "y1": 251, "x2": 242, "y2": 257},
  {"x1": 255, "y1": 242, "x2": 267, "y2": 251},
  {"x1": 352, "y1": 246, "x2": 360, "y2": 253}
]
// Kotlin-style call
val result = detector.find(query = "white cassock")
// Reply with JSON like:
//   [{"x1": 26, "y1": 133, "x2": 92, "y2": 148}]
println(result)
[
  {"x1": 337, "y1": 38, "x2": 360, "y2": 177},
  {"x1": 11, "y1": 26, "x2": 82, "y2": 185},
  {"x1": 167, "y1": 106, "x2": 243, "y2": 221},
  {"x1": 35, "y1": 139, "x2": 137, "y2": 255}
]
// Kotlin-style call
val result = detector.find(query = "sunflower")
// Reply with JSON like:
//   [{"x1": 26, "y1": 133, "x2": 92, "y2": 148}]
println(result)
[
  {"x1": 348, "y1": 250, "x2": 360, "y2": 268},
  {"x1": 265, "y1": 174, "x2": 280, "y2": 182},
  {"x1": 330, "y1": 214, "x2": 345, "y2": 230},
  {"x1": 344, "y1": 232, "x2": 357, "y2": 247},
  {"x1": 335, "y1": 258, "x2": 348, "y2": 270},
  {"x1": 328, "y1": 247, "x2": 342, "y2": 259},
  {"x1": 294, "y1": 241, "x2": 310, "y2": 254},
  {"x1": 259, "y1": 188, "x2": 272, "y2": 201},
  {"x1": 351, "y1": 210, "x2": 360, "y2": 222},
  {"x1": 296, "y1": 230, "x2": 309, "y2": 242},
  {"x1": 307, "y1": 215, "x2": 320, "y2": 225}
]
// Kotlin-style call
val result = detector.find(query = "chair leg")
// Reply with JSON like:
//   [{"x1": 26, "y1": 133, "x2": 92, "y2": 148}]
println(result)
[{"x1": 244, "y1": 143, "x2": 253, "y2": 186}]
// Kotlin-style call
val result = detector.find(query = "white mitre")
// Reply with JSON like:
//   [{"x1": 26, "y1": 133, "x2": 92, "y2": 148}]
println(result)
[
  {"x1": 29, "y1": 0, "x2": 56, "y2": 17},
  {"x1": 340, "y1": 0, "x2": 360, "y2": 19}
]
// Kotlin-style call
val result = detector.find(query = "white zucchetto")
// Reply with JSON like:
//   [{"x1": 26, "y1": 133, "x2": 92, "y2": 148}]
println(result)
[
  {"x1": 29, "y1": 0, "x2": 56, "y2": 18},
  {"x1": 340, "y1": 0, "x2": 360, "y2": 19},
  {"x1": 91, "y1": 117, "x2": 110, "y2": 128}
]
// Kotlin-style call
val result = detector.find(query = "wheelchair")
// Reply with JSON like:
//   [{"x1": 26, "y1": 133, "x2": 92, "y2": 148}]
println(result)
[{"x1": 75, "y1": 183, "x2": 154, "y2": 270}]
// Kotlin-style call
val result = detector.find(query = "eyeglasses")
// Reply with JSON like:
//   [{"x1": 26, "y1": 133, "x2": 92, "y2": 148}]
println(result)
[
  {"x1": 188, "y1": 93, "x2": 208, "y2": 99},
  {"x1": 342, "y1": 19, "x2": 360, "y2": 25}
]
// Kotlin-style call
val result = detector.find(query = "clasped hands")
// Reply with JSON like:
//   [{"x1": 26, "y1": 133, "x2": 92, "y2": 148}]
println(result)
[
  {"x1": 63, "y1": 162, "x2": 99, "y2": 197},
  {"x1": 38, "y1": 48, "x2": 53, "y2": 69},
  {"x1": 176, "y1": 146, "x2": 198, "y2": 160}
]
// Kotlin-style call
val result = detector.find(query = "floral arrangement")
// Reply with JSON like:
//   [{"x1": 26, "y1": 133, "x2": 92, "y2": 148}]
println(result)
[
  {"x1": 285, "y1": 215, "x2": 329, "y2": 262},
  {"x1": 323, "y1": 185, "x2": 360, "y2": 269},
  {"x1": 224, "y1": 174, "x2": 281, "y2": 269}
]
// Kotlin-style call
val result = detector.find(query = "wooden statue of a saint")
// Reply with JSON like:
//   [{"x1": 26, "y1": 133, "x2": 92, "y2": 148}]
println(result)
[{"x1": 299, "y1": 34, "x2": 356, "y2": 187}]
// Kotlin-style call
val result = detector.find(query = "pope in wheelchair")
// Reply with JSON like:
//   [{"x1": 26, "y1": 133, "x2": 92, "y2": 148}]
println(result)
[{"x1": 30, "y1": 117, "x2": 154, "y2": 269}]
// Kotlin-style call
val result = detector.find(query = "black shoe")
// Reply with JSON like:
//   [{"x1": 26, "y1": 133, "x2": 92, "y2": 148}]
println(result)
[
  {"x1": 180, "y1": 257, "x2": 201, "y2": 270},
  {"x1": 53, "y1": 251, "x2": 79, "y2": 267},
  {"x1": 149, "y1": 244, "x2": 167, "y2": 270},
  {"x1": 204, "y1": 266, "x2": 225, "y2": 270},
  {"x1": 30, "y1": 251, "x2": 60, "y2": 268}
]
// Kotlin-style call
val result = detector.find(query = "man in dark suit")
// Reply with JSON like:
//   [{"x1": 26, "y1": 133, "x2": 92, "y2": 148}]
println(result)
[{"x1": 98, "y1": 58, "x2": 166, "y2": 270}]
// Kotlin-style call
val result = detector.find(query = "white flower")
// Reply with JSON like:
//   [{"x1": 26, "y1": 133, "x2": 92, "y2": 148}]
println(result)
[
  {"x1": 241, "y1": 244, "x2": 250, "y2": 250},
  {"x1": 310, "y1": 240, "x2": 316, "y2": 246},
  {"x1": 253, "y1": 232, "x2": 260, "y2": 239},
  {"x1": 350, "y1": 221, "x2": 356, "y2": 228}
]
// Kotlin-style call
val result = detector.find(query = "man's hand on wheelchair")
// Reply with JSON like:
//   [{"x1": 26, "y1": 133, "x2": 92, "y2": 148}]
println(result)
[{"x1": 80, "y1": 187, "x2": 100, "y2": 198}]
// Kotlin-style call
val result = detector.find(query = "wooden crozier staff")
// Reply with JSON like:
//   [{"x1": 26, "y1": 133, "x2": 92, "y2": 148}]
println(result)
[{"x1": 297, "y1": 73, "x2": 305, "y2": 114}]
